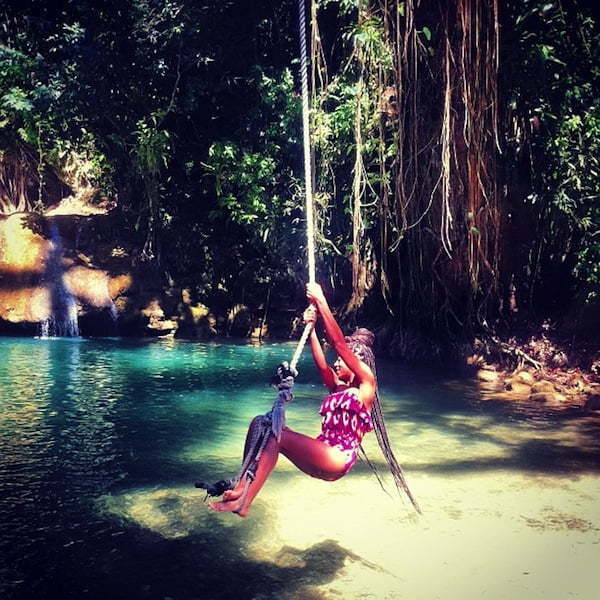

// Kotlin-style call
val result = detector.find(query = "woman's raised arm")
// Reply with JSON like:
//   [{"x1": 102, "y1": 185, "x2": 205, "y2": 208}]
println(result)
[
  {"x1": 304, "y1": 306, "x2": 338, "y2": 391},
  {"x1": 306, "y1": 283, "x2": 375, "y2": 391}
]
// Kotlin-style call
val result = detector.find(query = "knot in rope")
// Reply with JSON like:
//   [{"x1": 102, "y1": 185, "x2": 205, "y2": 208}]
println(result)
[{"x1": 268, "y1": 361, "x2": 297, "y2": 441}]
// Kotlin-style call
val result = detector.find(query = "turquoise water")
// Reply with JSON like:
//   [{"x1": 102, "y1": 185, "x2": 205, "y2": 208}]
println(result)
[{"x1": 1, "y1": 337, "x2": 599, "y2": 600}]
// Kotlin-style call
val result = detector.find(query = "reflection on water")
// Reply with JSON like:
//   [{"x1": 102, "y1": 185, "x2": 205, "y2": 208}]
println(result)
[{"x1": 0, "y1": 337, "x2": 599, "y2": 600}]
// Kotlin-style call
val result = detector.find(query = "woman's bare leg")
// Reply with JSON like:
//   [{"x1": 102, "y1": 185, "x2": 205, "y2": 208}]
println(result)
[
  {"x1": 208, "y1": 433, "x2": 279, "y2": 514},
  {"x1": 209, "y1": 428, "x2": 348, "y2": 517},
  {"x1": 219, "y1": 416, "x2": 264, "y2": 502}
]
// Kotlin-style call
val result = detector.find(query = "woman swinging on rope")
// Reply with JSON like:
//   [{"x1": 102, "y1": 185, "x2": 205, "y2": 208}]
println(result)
[{"x1": 207, "y1": 282, "x2": 419, "y2": 517}]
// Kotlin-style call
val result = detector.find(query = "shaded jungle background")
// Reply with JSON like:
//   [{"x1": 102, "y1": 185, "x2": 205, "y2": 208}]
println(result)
[{"x1": 0, "y1": 0, "x2": 598, "y2": 363}]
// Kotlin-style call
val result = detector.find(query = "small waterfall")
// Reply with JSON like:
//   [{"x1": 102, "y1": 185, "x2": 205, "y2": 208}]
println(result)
[
  {"x1": 40, "y1": 223, "x2": 79, "y2": 338},
  {"x1": 108, "y1": 300, "x2": 119, "y2": 322}
]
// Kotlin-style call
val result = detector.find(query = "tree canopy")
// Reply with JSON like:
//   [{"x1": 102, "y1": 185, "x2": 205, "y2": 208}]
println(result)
[{"x1": 1, "y1": 0, "x2": 598, "y2": 357}]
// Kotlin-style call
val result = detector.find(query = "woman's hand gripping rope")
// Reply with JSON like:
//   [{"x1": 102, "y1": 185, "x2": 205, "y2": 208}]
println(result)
[{"x1": 303, "y1": 304, "x2": 317, "y2": 325}]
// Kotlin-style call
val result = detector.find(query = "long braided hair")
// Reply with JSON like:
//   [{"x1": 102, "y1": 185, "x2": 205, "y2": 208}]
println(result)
[{"x1": 346, "y1": 328, "x2": 421, "y2": 514}]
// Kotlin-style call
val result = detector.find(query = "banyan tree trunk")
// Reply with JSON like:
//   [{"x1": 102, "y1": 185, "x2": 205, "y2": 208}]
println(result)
[{"x1": 359, "y1": 0, "x2": 502, "y2": 343}]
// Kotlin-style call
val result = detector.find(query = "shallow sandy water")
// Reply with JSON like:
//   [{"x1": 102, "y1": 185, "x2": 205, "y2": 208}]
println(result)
[{"x1": 101, "y1": 407, "x2": 600, "y2": 600}]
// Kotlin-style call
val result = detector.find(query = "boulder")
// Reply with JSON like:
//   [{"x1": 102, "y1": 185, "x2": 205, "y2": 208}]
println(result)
[
  {"x1": 0, "y1": 213, "x2": 49, "y2": 273},
  {"x1": 505, "y1": 380, "x2": 532, "y2": 395},
  {"x1": 531, "y1": 380, "x2": 555, "y2": 393},
  {"x1": 147, "y1": 318, "x2": 177, "y2": 336},
  {"x1": 512, "y1": 370, "x2": 534, "y2": 386},
  {"x1": 140, "y1": 299, "x2": 177, "y2": 335},
  {"x1": 108, "y1": 274, "x2": 133, "y2": 298},
  {"x1": 64, "y1": 265, "x2": 116, "y2": 310},
  {"x1": 0, "y1": 214, "x2": 51, "y2": 324},
  {"x1": 141, "y1": 299, "x2": 164, "y2": 320},
  {"x1": 530, "y1": 392, "x2": 567, "y2": 404},
  {"x1": 476, "y1": 369, "x2": 499, "y2": 382}
]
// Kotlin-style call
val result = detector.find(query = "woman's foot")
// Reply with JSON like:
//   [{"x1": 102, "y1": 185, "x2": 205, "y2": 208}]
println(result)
[
  {"x1": 234, "y1": 505, "x2": 249, "y2": 518},
  {"x1": 207, "y1": 497, "x2": 248, "y2": 517},
  {"x1": 222, "y1": 487, "x2": 243, "y2": 501}
]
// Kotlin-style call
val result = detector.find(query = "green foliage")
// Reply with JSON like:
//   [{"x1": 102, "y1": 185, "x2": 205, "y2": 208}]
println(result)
[
  {"x1": 134, "y1": 111, "x2": 171, "y2": 177},
  {"x1": 208, "y1": 142, "x2": 276, "y2": 226},
  {"x1": 1, "y1": 0, "x2": 597, "y2": 335},
  {"x1": 203, "y1": 69, "x2": 303, "y2": 276},
  {"x1": 506, "y1": 0, "x2": 600, "y2": 306},
  {"x1": 0, "y1": 46, "x2": 44, "y2": 145},
  {"x1": 546, "y1": 94, "x2": 599, "y2": 303}
]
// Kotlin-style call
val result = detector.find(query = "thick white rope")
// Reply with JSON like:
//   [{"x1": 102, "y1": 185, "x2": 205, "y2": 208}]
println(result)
[
  {"x1": 298, "y1": 0, "x2": 316, "y2": 286},
  {"x1": 283, "y1": 0, "x2": 316, "y2": 374},
  {"x1": 199, "y1": 10, "x2": 318, "y2": 494},
  {"x1": 264, "y1": 0, "x2": 319, "y2": 425},
  {"x1": 290, "y1": 319, "x2": 314, "y2": 372}
]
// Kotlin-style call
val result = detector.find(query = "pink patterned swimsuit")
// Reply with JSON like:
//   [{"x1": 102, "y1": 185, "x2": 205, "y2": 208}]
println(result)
[{"x1": 316, "y1": 389, "x2": 374, "y2": 473}]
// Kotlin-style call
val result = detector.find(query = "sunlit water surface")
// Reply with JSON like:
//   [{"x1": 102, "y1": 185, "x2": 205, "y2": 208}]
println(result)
[{"x1": 1, "y1": 337, "x2": 598, "y2": 600}]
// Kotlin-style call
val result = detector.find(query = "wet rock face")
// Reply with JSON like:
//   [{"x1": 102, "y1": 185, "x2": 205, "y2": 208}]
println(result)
[
  {"x1": 0, "y1": 213, "x2": 51, "y2": 324},
  {"x1": 0, "y1": 210, "x2": 300, "y2": 340},
  {"x1": 0, "y1": 211, "x2": 205, "y2": 338},
  {"x1": 0, "y1": 212, "x2": 129, "y2": 335}
]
